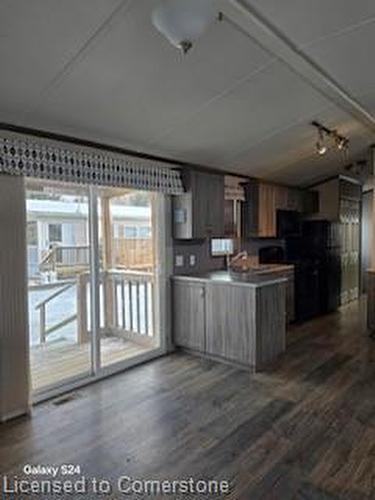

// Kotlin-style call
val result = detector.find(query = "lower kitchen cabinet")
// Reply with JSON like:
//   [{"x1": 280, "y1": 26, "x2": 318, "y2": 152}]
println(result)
[
  {"x1": 270, "y1": 269, "x2": 295, "y2": 323},
  {"x1": 172, "y1": 280, "x2": 206, "y2": 352},
  {"x1": 205, "y1": 283, "x2": 256, "y2": 365},
  {"x1": 172, "y1": 275, "x2": 286, "y2": 370}
]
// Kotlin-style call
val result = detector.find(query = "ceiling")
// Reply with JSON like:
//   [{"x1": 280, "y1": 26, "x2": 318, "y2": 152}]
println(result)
[{"x1": 0, "y1": 0, "x2": 374, "y2": 186}]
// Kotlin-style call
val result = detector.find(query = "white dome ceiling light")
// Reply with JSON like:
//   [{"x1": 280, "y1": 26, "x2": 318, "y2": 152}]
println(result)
[{"x1": 151, "y1": 0, "x2": 217, "y2": 54}]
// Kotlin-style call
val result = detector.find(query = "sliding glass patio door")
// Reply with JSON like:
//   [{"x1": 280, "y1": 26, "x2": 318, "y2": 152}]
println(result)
[
  {"x1": 26, "y1": 179, "x2": 92, "y2": 392},
  {"x1": 97, "y1": 187, "x2": 158, "y2": 369},
  {"x1": 26, "y1": 179, "x2": 161, "y2": 396}
]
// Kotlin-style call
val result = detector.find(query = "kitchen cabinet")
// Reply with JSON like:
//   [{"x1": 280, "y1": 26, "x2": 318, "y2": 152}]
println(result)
[
  {"x1": 314, "y1": 176, "x2": 361, "y2": 222},
  {"x1": 243, "y1": 181, "x2": 277, "y2": 238},
  {"x1": 172, "y1": 170, "x2": 224, "y2": 239},
  {"x1": 243, "y1": 180, "x2": 319, "y2": 238},
  {"x1": 173, "y1": 280, "x2": 205, "y2": 351},
  {"x1": 302, "y1": 189, "x2": 319, "y2": 214},
  {"x1": 205, "y1": 283, "x2": 256, "y2": 365},
  {"x1": 313, "y1": 176, "x2": 361, "y2": 305},
  {"x1": 172, "y1": 274, "x2": 286, "y2": 370},
  {"x1": 244, "y1": 185, "x2": 304, "y2": 238},
  {"x1": 266, "y1": 268, "x2": 294, "y2": 323}
]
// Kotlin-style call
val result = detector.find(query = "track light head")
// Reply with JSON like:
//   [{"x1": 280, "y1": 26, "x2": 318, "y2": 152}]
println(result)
[
  {"x1": 311, "y1": 121, "x2": 349, "y2": 157},
  {"x1": 316, "y1": 142, "x2": 327, "y2": 155},
  {"x1": 315, "y1": 128, "x2": 328, "y2": 155},
  {"x1": 336, "y1": 135, "x2": 349, "y2": 151}
]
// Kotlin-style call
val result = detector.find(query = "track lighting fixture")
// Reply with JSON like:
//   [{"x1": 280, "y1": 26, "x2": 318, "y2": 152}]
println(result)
[
  {"x1": 335, "y1": 135, "x2": 349, "y2": 151},
  {"x1": 311, "y1": 121, "x2": 349, "y2": 157},
  {"x1": 316, "y1": 128, "x2": 328, "y2": 156}
]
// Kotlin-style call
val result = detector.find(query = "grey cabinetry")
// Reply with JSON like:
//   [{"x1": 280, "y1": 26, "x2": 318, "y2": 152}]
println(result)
[
  {"x1": 172, "y1": 170, "x2": 224, "y2": 239},
  {"x1": 205, "y1": 284, "x2": 256, "y2": 365},
  {"x1": 243, "y1": 180, "x2": 317, "y2": 238},
  {"x1": 243, "y1": 181, "x2": 277, "y2": 238},
  {"x1": 173, "y1": 280, "x2": 205, "y2": 351},
  {"x1": 173, "y1": 277, "x2": 286, "y2": 370},
  {"x1": 314, "y1": 176, "x2": 361, "y2": 305}
]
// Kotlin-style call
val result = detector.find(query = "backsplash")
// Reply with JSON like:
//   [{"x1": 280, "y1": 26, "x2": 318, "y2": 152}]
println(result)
[
  {"x1": 173, "y1": 237, "x2": 285, "y2": 275},
  {"x1": 173, "y1": 239, "x2": 225, "y2": 275}
]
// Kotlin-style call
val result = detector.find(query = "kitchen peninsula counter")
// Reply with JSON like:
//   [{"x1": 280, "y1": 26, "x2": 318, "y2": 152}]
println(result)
[{"x1": 172, "y1": 271, "x2": 287, "y2": 371}]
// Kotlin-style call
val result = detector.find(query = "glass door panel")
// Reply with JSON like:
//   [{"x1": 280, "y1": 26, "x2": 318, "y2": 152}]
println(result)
[
  {"x1": 26, "y1": 179, "x2": 92, "y2": 392},
  {"x1": 97, "y1": 187, "x2": 158, "y2": 368}
]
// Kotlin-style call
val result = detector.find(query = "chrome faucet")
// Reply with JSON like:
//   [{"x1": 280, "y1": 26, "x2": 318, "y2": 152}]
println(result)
[{"x1": 226, "y1": 250, "x2": 248, "y2": 270}]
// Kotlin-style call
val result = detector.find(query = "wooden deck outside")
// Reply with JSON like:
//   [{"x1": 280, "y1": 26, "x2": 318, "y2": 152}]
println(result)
[{"x1": 30, "y1": 337, "x2": 155, "y2": 391}]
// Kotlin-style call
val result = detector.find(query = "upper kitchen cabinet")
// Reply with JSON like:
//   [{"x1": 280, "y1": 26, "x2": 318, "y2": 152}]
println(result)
[
  {"x1": 243, "y1": 180, "x2": 319, "y2": 238},
  {"x1": 172, "y1": 170, "x2": 224, "y2": 239},
  {"x1": 313, "y1": 176, "x2": 361, "y2": 221},
  {"x1": 223, "y1": 175, "x2": 246, "y2": 238},
  {"x1": 243, "y1": 181, "x2": 277, "y2": 238}
]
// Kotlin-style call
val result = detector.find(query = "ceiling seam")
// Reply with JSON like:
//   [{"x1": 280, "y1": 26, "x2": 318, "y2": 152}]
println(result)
[
  {"x1": 25, "y1": 0, "x2": 135, "y2": 117},
  {"x1": 224, "y1": 0, "x2": 375, "y2": 134},
  {"x1": 223, "y1": 102, "x2": 335, "y2": 163},
  {"x1": 146, "y1": 58, "x2": 277, "y2": 146},
  {"x1": 301, "y1": 15, "x2": 375, "y2": 50}
]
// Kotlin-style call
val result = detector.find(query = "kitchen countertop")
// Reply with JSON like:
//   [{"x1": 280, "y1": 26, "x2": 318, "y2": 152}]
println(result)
[
  {"x1": 230, "y1": 264, "x2": 294, "y2": 274},
  {"x1": 173, "y1": 270, "x2": 288, "y2": 288}
]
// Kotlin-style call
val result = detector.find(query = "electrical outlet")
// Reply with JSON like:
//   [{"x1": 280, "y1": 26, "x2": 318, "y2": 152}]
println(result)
[
  {"x1": 175, "y1": 255, "x2": 184, "y2": 267},
  {"x1": 189, "y1": 254, "x2": 196, "y2": 267}
]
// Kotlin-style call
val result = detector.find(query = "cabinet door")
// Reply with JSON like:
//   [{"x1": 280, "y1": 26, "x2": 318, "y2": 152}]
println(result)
[
  {"x1": 259, "y1": 184, "x2": 277, "y2": 237},
  {"x1": 192, "y1": 172, "x2": 208, "y2": 239},
  {"x1": 243, "y1": 181, "x2": 259, "y2": 237},
  {"x1": 275, "y1": 186, "x2": 288, "y2": 210},
  {"x1": 192, "y1": 171, "x2": 224, "y2": 238},
  {"x1": 287, "y1": 189, "x2": 302, "y2": 211},
  {"x1": 206, "y1": 173, "x2": 225, "y2": 236},
  {"x1": 285, "y1": 272, "x2": 295, "y2": 323},
  {"x1": 173, "y1": 281, "x2": 205, "y2": 351},
  {"x1": 302, "y1": 190, "x2": 319, "y2": 214},
  {"x1": 205, "y1": 284, "x2": 256, "y2": 365}
]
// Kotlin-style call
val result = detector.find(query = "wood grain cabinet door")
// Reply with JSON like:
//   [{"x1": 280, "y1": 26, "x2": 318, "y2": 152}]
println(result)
[
  {"x1": 206, "y1": 173, "x2": 225, "y2": 237},
  {"x1": 173, "y1": 281, "x2": 206, "y2": 351},
  {"x1": 205, "y1": 284, "x2": 256, "y2": 365},
  {"x1": 259, "y1": 184, "x2": 277, "y2": 237},
  {"x1": 192, "y1": 171, "x2": 224, "y2": 238}
]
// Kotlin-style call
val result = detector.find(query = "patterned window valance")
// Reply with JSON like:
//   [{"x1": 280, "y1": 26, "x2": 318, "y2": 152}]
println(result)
[{"x1": 0, "y1": 134, "x2": 184, "y2": 194}]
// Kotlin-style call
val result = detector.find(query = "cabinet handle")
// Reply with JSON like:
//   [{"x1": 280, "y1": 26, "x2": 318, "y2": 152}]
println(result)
[{"x1": 200, "y1": 288, "x2": 205, "y2": 298}]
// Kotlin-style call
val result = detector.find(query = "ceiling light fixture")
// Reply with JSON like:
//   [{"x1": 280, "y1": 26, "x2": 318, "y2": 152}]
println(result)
[
  {"x1": 316, "y1": 128, "x2": 328, "y2": 156},
  {"x1": 312, "y1": 121, "x2": 349, "y2": 157},
  {"x1": 151, "y1": 0, "x2": 217, "y2": 54}
]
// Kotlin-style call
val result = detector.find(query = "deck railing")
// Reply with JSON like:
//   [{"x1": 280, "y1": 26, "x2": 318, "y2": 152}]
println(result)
[
  {"x1": 55, "y1": 245, "x2": 90, "y2": 267},
  {"x1": 105, "y1": 270, "x2": 154, "y2": 337},
  {"x1": 39, "y1": 245, "x2": 90, "y2": 275},
  {"x1": 30, "y1": 270, "x2": 154, "y2": 345},
  {"x1": 34, "y1": 280, "x2": 77, "y2": 344},
  {"x1": 39, "y1": 242, "x2": 152, "y2": 275}
]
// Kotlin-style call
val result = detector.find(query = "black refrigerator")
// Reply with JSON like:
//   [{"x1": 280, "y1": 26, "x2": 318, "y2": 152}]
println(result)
[{"x1": 285, "y1": 220, "x2": 341, "y2": 321}]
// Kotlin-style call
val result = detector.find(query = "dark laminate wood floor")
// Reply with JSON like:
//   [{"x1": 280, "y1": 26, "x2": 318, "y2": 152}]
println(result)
[{"x1": 1, "y1": 300, "x2": 374, "y2": 499}]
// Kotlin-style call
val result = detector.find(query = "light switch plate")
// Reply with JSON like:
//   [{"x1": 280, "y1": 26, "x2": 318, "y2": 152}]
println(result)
[
  {"x1": 175, "y1": 255, "x2": 184, "y2": 267},
  {"x1": 189, "y1": 254, "x2": 196, "y2": 267}
]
